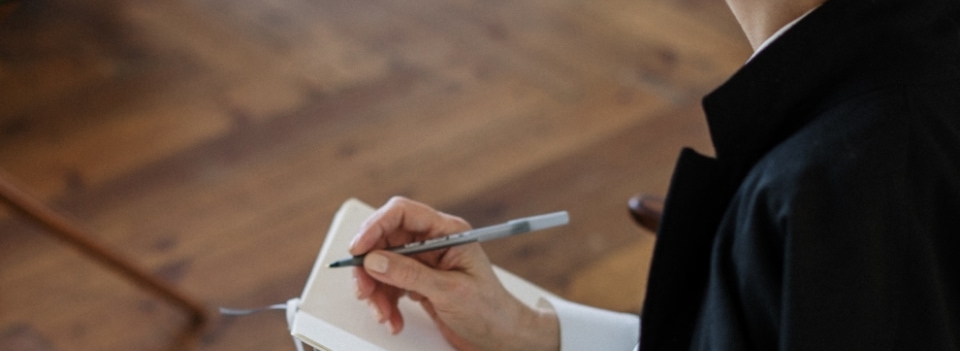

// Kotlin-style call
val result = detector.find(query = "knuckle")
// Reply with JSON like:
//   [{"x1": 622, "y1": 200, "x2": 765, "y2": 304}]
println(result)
[
  {"x1": 437, "y1": 212, "x2": 471, "y2": 232},
  {"x1": 387, "y1": 196, "x2": 412, "y2": 207},
  {"x1": 450, "y1": 216, "x2": 472, "y2": 231}
]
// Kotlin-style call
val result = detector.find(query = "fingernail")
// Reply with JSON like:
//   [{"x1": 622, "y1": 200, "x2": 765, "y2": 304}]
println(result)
[
  {"x1": 389, "y1": 322, "x2": 400, "y2": 335},
  {"x1": 365, "y1": 253, "x2": 389, "y2": 274},
  {"x1": 369, "y1": 302, "x2": 384, "y2": 323}
]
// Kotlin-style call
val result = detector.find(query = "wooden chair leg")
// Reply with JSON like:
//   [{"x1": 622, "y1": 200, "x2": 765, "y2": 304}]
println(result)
[{"x1": 0, "y1": 170, "x2": 209, "y2": 338}]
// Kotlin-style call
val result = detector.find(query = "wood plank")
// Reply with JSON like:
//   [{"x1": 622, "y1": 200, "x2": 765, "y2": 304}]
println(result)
[{"x1": 0, "y1": 0, "x2": 745, "y2": 349}]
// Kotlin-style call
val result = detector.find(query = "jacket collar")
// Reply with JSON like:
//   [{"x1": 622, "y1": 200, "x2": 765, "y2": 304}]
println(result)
[{"x1": 701, "y1": 0, "x2": 960, "y2": 180}]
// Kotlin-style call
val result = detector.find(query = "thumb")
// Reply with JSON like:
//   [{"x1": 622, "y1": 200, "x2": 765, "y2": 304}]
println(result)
[{"x1": 363, "y1": 251, "x2": 452, "y2": 299}]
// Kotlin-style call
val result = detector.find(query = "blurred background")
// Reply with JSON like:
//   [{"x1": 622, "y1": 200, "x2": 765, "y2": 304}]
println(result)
[{"x1": 0, "y1": 0, "x2": 749, "y2": 349}]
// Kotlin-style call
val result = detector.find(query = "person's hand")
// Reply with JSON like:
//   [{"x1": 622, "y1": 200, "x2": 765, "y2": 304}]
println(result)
[{"x1": 350, "y1": 197, "x2": 559, "y2": 351}]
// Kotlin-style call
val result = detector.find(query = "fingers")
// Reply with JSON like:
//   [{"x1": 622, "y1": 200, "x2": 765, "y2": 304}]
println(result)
[
  {"x1": 362, "y1": 251, "x2": 459, "y2": 302},
  {"x1": 349, "y1": 197, "x2": 470, "y2": 256},
  {"x1": 353, "y1": 267, "x2": 376, "y2": 300},
  {"x1": 349, "y1": 197, "x2": 475, "y2": 337},
  {"x1": 367, "y1": 284, "x2": 405, "y2": 335},
  {"x1": 359, "y1": 249, "x2": 460, "y2": 335},
  {"x1": 355, "y1": 255, "x2": 406, "y2": 334}
]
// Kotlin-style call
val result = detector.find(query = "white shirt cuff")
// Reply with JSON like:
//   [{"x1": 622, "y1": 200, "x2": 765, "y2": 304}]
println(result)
[{"x1": 537, "y1": 296, "x2": 640, "y2": 351}]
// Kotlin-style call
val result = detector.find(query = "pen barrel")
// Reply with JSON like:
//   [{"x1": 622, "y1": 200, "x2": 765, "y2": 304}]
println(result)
[
  {"x1": 475, "y1": 222, "x2": 530, "y2": 242},
  {"x1": 389, "y1": 226, "x2": 492, "y2": 255},
  {"x1": 328, "y1": 211, "x2": 569, "y2": 269},
  {"x1": 517, "y1": 211, "x2": 569, "y2": 232}
]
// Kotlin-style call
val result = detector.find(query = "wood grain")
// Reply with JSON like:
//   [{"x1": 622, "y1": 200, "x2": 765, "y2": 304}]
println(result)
[{"x1": 0, "y1": 0, "x2": 747, "y2": 349}]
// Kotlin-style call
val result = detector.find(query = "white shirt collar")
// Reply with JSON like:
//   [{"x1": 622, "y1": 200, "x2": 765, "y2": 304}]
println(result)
[{"x1": 748, "y1": 7, "x2": 819, "y2": 62}]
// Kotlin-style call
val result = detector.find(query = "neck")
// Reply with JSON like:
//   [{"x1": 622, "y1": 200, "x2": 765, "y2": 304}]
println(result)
[{"x1": 726, "y1": 0, "x2": 827, "y2": 50}]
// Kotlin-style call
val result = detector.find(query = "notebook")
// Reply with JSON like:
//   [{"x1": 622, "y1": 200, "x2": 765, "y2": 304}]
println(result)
[{"x1": 290, "y1": 198, "x2": 558, "y2": 351}]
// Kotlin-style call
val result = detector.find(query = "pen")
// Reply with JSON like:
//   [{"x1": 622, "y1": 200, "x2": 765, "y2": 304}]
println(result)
[{"x1": 328, "y1": 211, "x2": 570, "y2": 268}]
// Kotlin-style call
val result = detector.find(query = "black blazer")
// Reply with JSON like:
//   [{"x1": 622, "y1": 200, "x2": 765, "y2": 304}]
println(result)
[{"x1": 641, "y1": 0, "x2": 960, "y2": 349}]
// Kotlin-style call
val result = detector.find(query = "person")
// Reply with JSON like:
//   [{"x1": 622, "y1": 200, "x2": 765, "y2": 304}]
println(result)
[{"x1": 349, "y1": 0, "x2": 960, "y2": 349}]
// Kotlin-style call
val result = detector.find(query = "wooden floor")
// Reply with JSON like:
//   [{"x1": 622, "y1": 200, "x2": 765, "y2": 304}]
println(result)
[{"x1": 0, "y1": 0, "x2": 750, "y2": 350}]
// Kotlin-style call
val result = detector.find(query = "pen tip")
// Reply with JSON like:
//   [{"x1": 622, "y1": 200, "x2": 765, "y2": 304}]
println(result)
[{"x1": 328, "y1": 262, "x2": 339, "y2": 268}]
